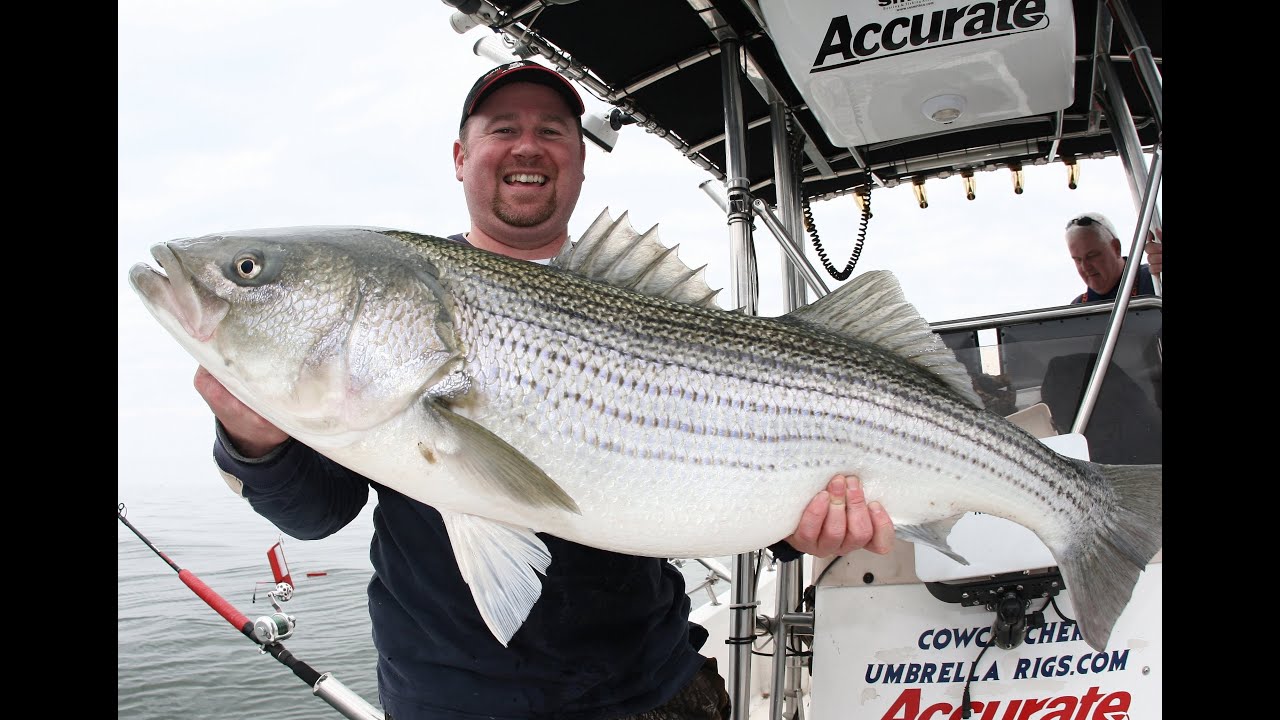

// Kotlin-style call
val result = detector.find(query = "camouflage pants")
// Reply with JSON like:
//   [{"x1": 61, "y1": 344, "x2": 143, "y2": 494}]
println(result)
[{"x1": 614, "y1": 657, "x2": 732, "y2": 720}]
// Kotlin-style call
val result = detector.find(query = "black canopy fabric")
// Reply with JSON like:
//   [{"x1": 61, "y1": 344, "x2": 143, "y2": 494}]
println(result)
[{"x1": 468, "y1": 0, "x2": 1161, "y2": 204}]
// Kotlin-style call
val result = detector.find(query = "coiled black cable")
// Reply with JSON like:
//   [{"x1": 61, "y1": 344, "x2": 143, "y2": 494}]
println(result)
[{"x1": 789, "y1": 114, "x2": 870, "y2": 281}]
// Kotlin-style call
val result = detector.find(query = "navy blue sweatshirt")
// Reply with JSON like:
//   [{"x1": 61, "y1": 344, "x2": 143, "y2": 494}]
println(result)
[
  {"x1": 1070, "y1": 263, "x2": 1155, "y2": 304},
  {"x1": 214, "y1": 428, "x2": 709, "y2": 719}
]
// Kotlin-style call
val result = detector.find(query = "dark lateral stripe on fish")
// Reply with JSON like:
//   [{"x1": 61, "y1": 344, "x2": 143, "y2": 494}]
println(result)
[
  {"x1": 463, "y1": 276, "x2": 1087, "y2": 512},
  {"x1": 448, "y1": 240, "x2": 1101, "y2": 530},
  {"x1": 477, "y1": 344, "x2": 1083, "y2": 517}
]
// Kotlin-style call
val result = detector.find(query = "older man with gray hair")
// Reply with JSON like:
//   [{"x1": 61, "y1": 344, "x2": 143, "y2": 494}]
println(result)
[{"x1": 1065, "y1": 211, "x2": 1162, "y2": 304}]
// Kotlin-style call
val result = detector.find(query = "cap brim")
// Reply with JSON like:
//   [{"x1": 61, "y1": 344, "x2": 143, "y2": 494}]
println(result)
[{"x1": 462, "y1": 63, "x2": 585, "y2": 128}]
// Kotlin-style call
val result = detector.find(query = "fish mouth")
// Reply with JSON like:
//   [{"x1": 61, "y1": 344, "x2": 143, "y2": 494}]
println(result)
[{"x1": 128, "y1": 243, "x2": 229, "y2": 342}]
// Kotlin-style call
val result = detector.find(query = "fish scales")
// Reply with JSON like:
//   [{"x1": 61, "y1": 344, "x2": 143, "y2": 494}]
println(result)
[
  {"x1": 463, "y1": 221, "x2": 1141, "y2": 564},
  {"x1": 128, "y1": 212, "x2": 1161, "y2": 651},
  {"x1": 450, "y1": 249, "x2": 1084, "y2": 550}
]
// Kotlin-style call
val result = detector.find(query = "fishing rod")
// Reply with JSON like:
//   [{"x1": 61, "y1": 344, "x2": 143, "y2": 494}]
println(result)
[{"x1": 118, "y1": 503, "x2": 384, "y2": 720}]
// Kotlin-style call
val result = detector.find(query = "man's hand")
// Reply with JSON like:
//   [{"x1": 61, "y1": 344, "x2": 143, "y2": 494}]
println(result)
[
  {"x1": 784, "y1": 474, "x2": 894, "y2": 558},
  {"x1": 193, "y1": 366, "x2": 290, "y2": 458},
  {"x1": 1144, "y1": 227, "x2": 1162, "y2": 275}
]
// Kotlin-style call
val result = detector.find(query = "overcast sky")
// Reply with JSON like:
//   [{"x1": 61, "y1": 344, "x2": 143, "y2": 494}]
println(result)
[{"x1": 117, "y1": 1, "x2": 1159, "y2": 493}]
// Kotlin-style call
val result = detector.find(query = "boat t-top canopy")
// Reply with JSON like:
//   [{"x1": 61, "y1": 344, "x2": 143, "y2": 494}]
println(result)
[{"x1": 443, "y1": 0, "x2": 1161, "y2": 205}]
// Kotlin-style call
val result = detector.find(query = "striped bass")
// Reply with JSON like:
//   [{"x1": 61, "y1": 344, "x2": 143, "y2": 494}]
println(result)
[{"x1": 127, "y1": 209, "x2": 1162, "y2": 652}]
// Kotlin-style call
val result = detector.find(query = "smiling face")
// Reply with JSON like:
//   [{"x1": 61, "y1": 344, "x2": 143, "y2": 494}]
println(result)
[
  {"x1": 454, "y1": 82, "x2": 587, "y2": 260},
  {"x1": 1066, "y1": 224, "x2": 1125, "y2": 295}
]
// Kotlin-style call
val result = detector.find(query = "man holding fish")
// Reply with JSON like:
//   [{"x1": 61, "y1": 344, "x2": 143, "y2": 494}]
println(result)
[{"x1": 191, "y1": 61, "x2": 895, "y2": 720}]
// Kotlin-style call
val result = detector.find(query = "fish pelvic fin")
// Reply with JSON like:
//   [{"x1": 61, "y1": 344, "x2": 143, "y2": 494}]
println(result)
[
  {"x1": 419, "y1": 401, "x2": 581, "y2": 514},
  {"x1": 440, "y1": 511, "x2": 551, "y2": 647},
  {"x1": 783, "y1": 270, "x2": 983, "y2": 408},
  {"x1": 552, "y1": 208, "x2": 724, "y2": 309},
  {"x1": 896, "y1": 518, "x2": 969, "y2": 565},
  {"x1": 1058, "y1": 460, "x2": 1162, "y2": 653}
]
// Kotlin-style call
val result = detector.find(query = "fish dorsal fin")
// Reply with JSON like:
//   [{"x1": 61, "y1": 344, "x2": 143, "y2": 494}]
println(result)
[
  {"x1": 552, "y1": 208, "x2": 723, "y2": 308},
  {"x1": 784, "y1": 270, "x2": 983, "y2": 408}
]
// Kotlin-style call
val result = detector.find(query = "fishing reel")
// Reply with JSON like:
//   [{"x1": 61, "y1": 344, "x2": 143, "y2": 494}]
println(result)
[{"x1": 252, "y1": 582, "x2": 297, "y2": 645}]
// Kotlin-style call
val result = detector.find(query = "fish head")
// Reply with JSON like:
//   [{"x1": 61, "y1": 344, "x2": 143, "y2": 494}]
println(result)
[{"x1": 128, "y1": 226, "x2": 462, "y2": 441}]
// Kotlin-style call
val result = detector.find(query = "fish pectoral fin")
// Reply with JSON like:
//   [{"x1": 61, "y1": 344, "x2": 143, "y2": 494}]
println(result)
[
  {"x1": 895, "y1": 519, "x2": 970, "y2": 565},
  {"x1": 419, "y1": 401, "x2": 582, "y2": 514},
  {"x1": 440, "y1": 511, "x2": 552, "y2": 647}
]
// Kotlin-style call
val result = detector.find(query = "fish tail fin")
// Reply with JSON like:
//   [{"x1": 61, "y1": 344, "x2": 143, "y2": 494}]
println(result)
[{"x1": 1057, "y1": 460, "x2": 1162, "y2": 652}]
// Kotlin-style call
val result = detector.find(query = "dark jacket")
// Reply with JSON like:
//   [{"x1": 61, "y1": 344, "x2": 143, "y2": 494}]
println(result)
[
  {"x1": 214, "y1": 428, "x2": 707, "y2": 720},
  {"x1": 1070, "y1": 263, "x2": 1155, "y2": 304}
]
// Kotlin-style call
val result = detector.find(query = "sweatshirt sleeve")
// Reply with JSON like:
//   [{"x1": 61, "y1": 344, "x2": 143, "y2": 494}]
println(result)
[
  {"x1": 767, "y1": 540, "x2": 804, "y2": 563},
  {"x1": 212, "y1": 421, "x2": 369, "y2": 540}
]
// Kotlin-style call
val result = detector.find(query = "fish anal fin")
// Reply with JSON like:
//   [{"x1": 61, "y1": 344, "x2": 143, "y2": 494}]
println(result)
[
  {"x1": 441, "y1": 511, "x2": 551, "y2": 647},
  {"x1": 895, "y1": 519, "x2": 969, "y2": 565}
]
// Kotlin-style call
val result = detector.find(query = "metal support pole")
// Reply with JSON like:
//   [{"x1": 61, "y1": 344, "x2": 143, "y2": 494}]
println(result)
[
  {"x1": 770, "y1": 560, "x2": 805, "y2": 720},
  {"x1": 1094, "y1": 20, "x2": 1158, "y2": 224},
  {"x1": 1060, "y1": 3, "x2": 1165, "y2": 440},
  {"x1": 762, "y1": 62, "x2": 814, "y2": 720},
  {"x1": 719, "y1": 37, "x2": 761, "y2": 720},
  {"x1": 1070, "y1": 146, "x2": 1162, "y2": 435},
  {"x1": 1103, "y1": 0, "x2": 1162, "y2": 129},
  {"x1": 719, "y1": 39, "x2": 758, "y2": 317},
  {"x1": 1096, "y1": 0, "x2": 1162, "y2": 298},
  {"x1": 751, "y1": 199, "x2": 830, "y2": 298},
  {"x1": 769, "y1": 100, "x2": 808, "y2": 312}
]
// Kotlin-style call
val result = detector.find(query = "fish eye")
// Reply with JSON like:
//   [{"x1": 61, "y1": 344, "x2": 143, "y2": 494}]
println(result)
[{"x1": 232, "y1": 252, "x2": 264, "y2": 279}]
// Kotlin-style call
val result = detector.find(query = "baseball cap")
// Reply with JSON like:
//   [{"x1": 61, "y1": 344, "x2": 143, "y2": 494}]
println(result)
[{"x1": 460, "y1": 60, "x2": 586, "y2": 130}]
